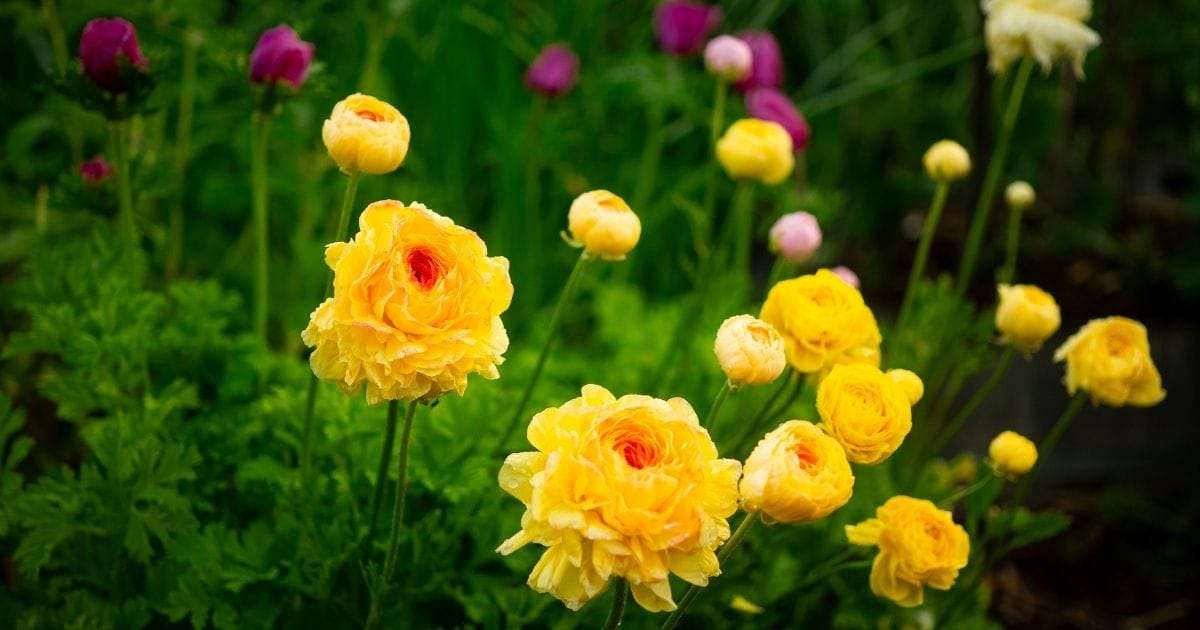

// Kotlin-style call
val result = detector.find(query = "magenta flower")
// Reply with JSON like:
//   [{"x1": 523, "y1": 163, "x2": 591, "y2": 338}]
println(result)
[
  {"x1": 769, "y1": 212, "x2": 822, "y2": 263},
  {"x1": 250, "y1": 25, "x2": 315, "y2": 91},
  {"x1": 733, "y1": 31, "x2": 782, "y2": 92},
  {"x1": 654, "y1": 1, "x2": 722, "y2": 56},
  {"x1": 79, "y1": 155, "x2": 115, "y2": 185},
  {"x1": 78, "y1": 18, "x2": 148, "y2": 93},
  {"x1": 524, "y1": 44, "x2": 579, "y2": 97},
  {"x1": 745, "y1": 87, "x2": 810, "y2": 152}
]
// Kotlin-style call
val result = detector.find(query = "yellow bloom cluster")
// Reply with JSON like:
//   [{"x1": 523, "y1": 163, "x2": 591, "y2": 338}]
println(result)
[
  {"x1": 846, "y1": 496, "x2": 970, "y2": 607},
  {"x1": 302, "y1": 200, "x2": 513, "y2": 404},
  {"x1": 1053, "y1": 317, "x2": 1165, "y2": 407},
  {"x1": 740, "y1": 420, "x2": 854, "y2": 524},
  {"x1": 715, "y1": 119, "x2": 794, "y2": 185},
  {"x1": 996, "y1": 283, "x2": 1061, "y2": 354},
  {"x1": 322, "y1": 93, "x2": 411, "y2": 175},
  {"x1": 497, "y1": 385, "x2": 741, "y2": 612},
  {"x1": 713, "y1": 315, "x2": 787, "y2": 387},
  {"x1": 760, "y1": 269, "x2": 882, "y2": 374},
  {"x1": 817, "y1": 364, "x2": 921, "y2": 465},
  {"x1": 983, "y1": 0, "x2": 1101, "y2": 77}
]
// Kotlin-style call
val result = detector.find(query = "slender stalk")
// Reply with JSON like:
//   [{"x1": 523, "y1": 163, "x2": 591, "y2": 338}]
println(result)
[
  {"x1": 299, "y1": 172, "x2": 361, "y2": 487},
  {"x1": 109, "y1": 121, "x2": 137, "y2": 252},
  {"x1": 35, "y1": 185, "x2": 48, "y2": 233},
  {"x1": 731, "y1": 182, "x2": 756, "y2": 281},
  {"x1": 736, "y1": 374, "x2": 804, "y2": 455},
  {"x1": 496, "y1": 254, "x2": 592, "y2": 452},
  {"x1": 522, "y1": 99, "x2": 546, "y2": 307},
  {"x1": 602, "y1": 578, "x2": 628, "y2": 630},
  {"x1": 250, "y1": 111, "x2": 273, "y2": 344},
  {"x1": 41, "y1": 0, "x2": 82, "y2": 164},
  {"x1": 925, "y1": 347, "x2": 1015, "y2": 461},
  {"x1": 999, "y1": 204, "x2": 1024, "y2": 284},
  {"x1": 896, "y1": 182, "x2": 950, "y2": 331},
  {"x1": 365, "y1": 402, "x2": 400, "y2": 545},
  {"x1": 764, "y1": 255, "x2": 791, "y2": 295},
  {"x1": 383, "y1": 401, "x2": 419, "y2": 578},
  {"x1": 662, "y1": 513, "x2": 758, "y2": 630},
  {"x1": 703, "y1": 381, "x2": 732, "y2": 431},
  {"x1": 1013, "y1": 393, "x2": 1086, "y2": 506},
  {"x1": 167, "y1": 29, "x2": 199, "y2": 280},
  {"x1": 955, "y1": 57, "x2": 1035, "y2": 296},
  {"x1": 939, "y1": 475, "x2": 994, "y2": 508}
]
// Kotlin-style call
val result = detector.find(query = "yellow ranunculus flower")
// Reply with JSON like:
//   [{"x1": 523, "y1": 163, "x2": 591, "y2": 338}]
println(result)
[
  {"x1": 996, "y1": 284, "x2": 1061, "y2": 354},
  {"x1": 988, "y1": 430, "x2": 1038, "y2": 477},
  {"x1": 302, "y1": 200, "x2": 512, "y2": 404},
  {"x1": 497, "y1": 385, "x2": 741, "y2": 612},
  {"x1": 983, "y1": 0, "x2": 1101, "y2": 77},
  {"x1": 1053, "y1": 317, "x2": 1165, "y2": 407},
  {"x1": 846, "y1": 496, "x2": 970, "y2": 608},
  {"x1": 566, "y1": 190, "x2": 641, "y2": 260},
  {"x1": 715, "y1": 118, "x2": 794, "y2": 185},
  {"x1": 760, "y1": 269, "x2": 882, "y2": 374},
  {"x1": 714, "y1": 315, "x2": 787, "y2": 387},
  {"x1": 1006, "y1": 180, "x2": 1036, "y2": 211},
  {"x1": 740, "y1": 420, "x2": 854, "y2": 524},
  {"x1": 321, "y1": 93, "x2": 411, "y2": 175},
  {"x1": 817, "y1": 364, "x2": 919, "y2": 465},
  {"x1": 922, "y1": 140, "x2": 971, "y2": 183},
  {"x1": 887, "y1": 369, "x2": 924, "y2": 405}
]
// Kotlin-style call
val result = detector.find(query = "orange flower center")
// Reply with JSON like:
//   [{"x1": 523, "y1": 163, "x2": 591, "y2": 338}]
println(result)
[
  {"x1": 355, "y1": 109, "x2": 385, "y2": 122},
  {"x1": 616, "y1": 437, "x2": 658, "y2": 469},
  {"x1": 792, "y1": 442, "x2": 819, "y2": 473},
  {"x1": 406, "y1": 247, "x2": 442, "y2": 290}
]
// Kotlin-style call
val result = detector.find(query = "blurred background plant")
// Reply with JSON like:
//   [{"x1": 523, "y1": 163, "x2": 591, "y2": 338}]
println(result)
[{"x1": 1, "y1": 0, "x2": 1197, "y2": 628}]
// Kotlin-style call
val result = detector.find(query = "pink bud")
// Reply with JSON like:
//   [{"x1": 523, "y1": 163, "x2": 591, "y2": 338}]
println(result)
[
  {"x1": 524, "y1": 44, "x2": 579, "y2": 97},
  {"x1": 733, "y1": 31, "x2": 782, "y2": 92},
  {"x1": 79, "y1": 155, "x2": 115, "y2": 184},
  {"x1": 249, "y1": 25, "x2": 315, "y2": 91},
  {"x1": 769, "y1": 212, "x2": 822, "y2": 263},
  {"x1": 654, "y1": 1, "x2": 722, "y2": 56},
  {"x1": 704, "y1": 36, "x2": 752, "y2": 82},
  {"x1": 79, "y1": 18, "x2": 148, "y2": 93},
  {"x1": 745, "y1": 88, "x2": 809, "y2": 152},
  {"x1": 831, "y1": 266, "x2": 860, "y2": 289}
]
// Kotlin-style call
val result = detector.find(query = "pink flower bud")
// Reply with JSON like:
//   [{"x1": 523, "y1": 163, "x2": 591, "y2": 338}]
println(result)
[
  {"x1": 524, "y1": 44, "x2": 579, "y2": 97},
  {"x1": 704, "y1": 35, "x2": 752, "y2": 82},
  {"x1": 733, "y1": 31, "x2": 782, "y2": 92},
  {"x1": 79, "y1": 18, "x2": 148, "y2": 93},
  {"x1": 769, "y1": 212, "x2": 822, "y2": 263},
  {"x1": 79, "y1": 155, "x2": 114, "y2": 185},
  {"x1": 831, "y1": 266, "x2": 860, "y2": 289},
  {"x1": 654, "y1": 1, "x2": 722, "y2": 56},
  {"x1": 745, "y1": 87, "x2": 810, "y2": 151},
  {"x1": 249, "y1": 25, "x2": 315, "y2": 91}
]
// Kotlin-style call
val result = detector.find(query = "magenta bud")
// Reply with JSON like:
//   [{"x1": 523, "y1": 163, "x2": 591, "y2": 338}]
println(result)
[
  {"x1": 524, "y1": 44, "x2": 579, "y2": 97},
  {"x1": 745, "y1": 87, "x2": 810, "y2": 152},
  {"x1": 79, "y1": 155, "x2": 115, "y2": 184},
  {"x1": 733, "y1": 31, "x2": 782, "y2": 92},
  {"x1": 654, "y1": 1, "x2": 722, "y2": 56},
  {"x1": 79, "y1": 17, "x2": 148, "y2": 93},
  {"x1": 769, "y1": 212, "x2": 822, "y2": 263},
  {"x1": 249, "y1": 25, "x2": 315, "y2": 91}
]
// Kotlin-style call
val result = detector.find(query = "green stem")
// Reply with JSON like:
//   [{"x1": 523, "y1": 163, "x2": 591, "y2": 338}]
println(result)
[
  {"x1": 661, "y1": 513, "x2": 757, "y2": 630},
  {"x1": 955, "y1": 57, "x2": 1034, "y2": 297},
  {"x1": 496, "y1": 254, "x2": 592, "y2": 452},
  {"x1": 384, "y1": 401, "x2": 419, "y2": 578},
  {"x1": 703, "y1": 381, "x2": 732, "y2": 431},
  {"x1": 731, "y1": 182, "x2": 755, "y2": 281},
  {"x1": 251, "y1": 111, "x2": 273, "y2": 344},
  {"x1": 167, "y1": 29, "x2": 199, "y2": 280},
  {"x1": 939, "y1": 475, "x2": 994, "y2": 508},
  {"x1": 109, "y1": 121, "x2": 137, "y2": 252},
  {"x1": 1013, "y1": 393, "x2": 1086, "y2": 506},
  {"x1": 925, "y1": 347, "x2": 1015, "y2": 461},
  {"x1": 896, "y1": 182, "x2": 950, "y2": 331},
  {"x1": 42, "y1": 0, "x2": 82, "y2": 164},
  {"x1": 1000, "y1": 205, "x2": 1024, "y2": 284},
  {"x1": 736, "y1": 373, "x2": 804, "y2": 455},
  {"x1": 764, "y1": 255, "x2": 792, "y2": 295},
  {"x1": 365, "y1": 402, "x2": 400, "y2": 545},
  {"x1": 522, "y1": 99, "x2": 546, "y2": 308},
  {"x1": 602, "y1": 578, "x2": 628, "y2": 630}
]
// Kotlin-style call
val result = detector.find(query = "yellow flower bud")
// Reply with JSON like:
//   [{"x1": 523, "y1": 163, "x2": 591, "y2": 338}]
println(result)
[
  {"x1": 321, "y1": 93, "x2": 411, "y2": 175},
  {"x1": 566, "y1": 190, "x2": 641, "y2": 260},
  {"x1": 1005, "y1": 180, "x2": 1036, "y2": 211},
  {"x1": 715, "y1": 118, "x2": 794, "y2": 185},
  {"x1": 713, "y1": 315, "x2": 786, "y2": 387},
  {"x1": 922, "y1": 140, "x2": 971, "y2": 183},
  {"x1": 740, "y1": 420, "x2": 855, "y2": 524},
  {"x1": 1053, "y1": 317, "x2": 1166, "y2": 407},
  {"x1": 886, "y1": 369, "x2": 924, "y2": 405},
  {"x1": 996, "y1": 284, "x2": 1061, "y2": 354},
  {"x1": 988, "y1": 430, "x2": 1038, "y2": 477}
]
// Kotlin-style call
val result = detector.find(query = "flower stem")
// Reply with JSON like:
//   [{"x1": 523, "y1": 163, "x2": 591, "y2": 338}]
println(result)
[
  {"x1": 661, "y1": 512, "x2": 758, "y2": 630},
  {"x1": 166, "y1": 29, "x2": 199, "y2": 280},
  {"x1": 1013, "y1": 393, "x2": 1086, "y2": 506},
  {"x1": 251, "y1": 110, "x2": 273, "y2": 344},
  {"x1": 496, "y1": 253, "x2": 592, "y2": 453},
  {"x1": 896, "y1": 181, "x2": 950, "y2": 331},
  {"x1": 602, "y1": 578, "x2": 628, "y2": 630},
  {"x1": 364, "y1": 401, "x2": 400, "y2": 546},
  {"x1": 999, "y1": 204, "x2": 1024, "y2": 284},
  {"x1": 764, "y1": 255, "x2": 791, "y2": 295},
  {"x1": 703, "y1": 381, "x2": 732, "y2": 431},
  {"x1": 109, "y1": 120, "x2": 137, "y2": 253},
  {"x1": 955, "y1": 57, "x2": 1034, "y2": 297},
  {"x1": 731, "y1": 182, "x2": 756, "y2": 281},
  {"x1": 365, "y1": 400, "x2": 419, "y2": 629},
  {"x1": 925, "y1": 347, "x2": 1015, "y2": 462},
  {"x1": 299, "y1": 171, "x2": 361, "y2": 487},
  {"x1": 939, "y1": 475, "x2": 995, "y2": 508}
]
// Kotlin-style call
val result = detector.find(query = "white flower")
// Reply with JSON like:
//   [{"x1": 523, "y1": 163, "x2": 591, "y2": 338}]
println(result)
[{"x1": 982, "y1": 0, "x2": 1101, "y2": 77}]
